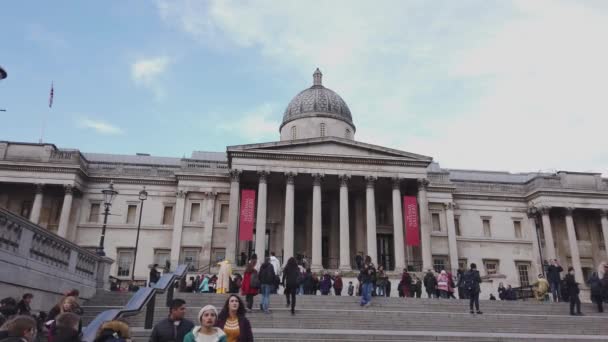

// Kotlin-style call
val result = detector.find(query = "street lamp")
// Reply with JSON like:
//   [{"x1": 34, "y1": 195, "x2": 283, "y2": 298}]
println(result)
[
  {"x1": 97, "y1": 181, "x2": 118, "y2": 256},
  {"x1": 131, "y1": 186, "x2": 148, "y2": 281}
]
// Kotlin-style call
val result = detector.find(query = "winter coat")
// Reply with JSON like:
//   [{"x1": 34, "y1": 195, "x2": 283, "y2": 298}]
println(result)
[
  {"x1": 302, "y1": 271, "x2": 314, "y2": 293},
  {"x1": 358, "y1": 263, "x2": 376, "y2": 284},
  {"x1": 588, "y1": 273, "x2": 602, "y2": 296},
  {"x1": 462, "y1": 269, "x2": 481, "y2": 294},
  {"x1": 564, "y1": 273, "x2": 580, "y2": 296},
  {"x1": 259, "y1": 262, "x2": 276, "y2": 285},
  {"x1": 241, "y1": 270, "x2": 259, "y2": 296},
  {"x1": 423, "y1": 272, "x2": 437, "y2": 291},
  {"x1": 333, "y1": 276, "x2": 343, "y2": 290},
  {"x1": 149, "y1": 268, "x2": 160, "y2": 284},
  {"x1": 437, "y1": 273, "x2": 449, "y2": 292},
  {"x1": 198, "y1": 277, "x2": 210, "y2": 293},
  {"x1": 282, "y1": 264, "x2": 301, "y2": 290},
  {"x1": 54, "y1": 328, "x2": 82, "y2": 342},
  {"x1": 400, "y1": 273, "x2": 412, "y2": 297},
  {"x1": 498, "y1": 286, "x2": 507, "y2": 300},
  {"x1": 149, "y1": 317, "x2": 194, "y2": 342},
  {"x1": 183, "y1": 326, "x2": 226, "y2": 342},
  {"x1": 319, "y1": 275, "x2": 332, "y2": 294},
  {"x1": 216, "y1": 315, "x2": 253, "y2": 342},
  {"x1": 546, "y1": 265, "x2": 563, "y2": 283}
]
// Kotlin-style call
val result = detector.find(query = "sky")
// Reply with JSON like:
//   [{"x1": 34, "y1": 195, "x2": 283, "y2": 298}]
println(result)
[{"x1": 1, "y1": 0, "x2": 607, "y2": 174}]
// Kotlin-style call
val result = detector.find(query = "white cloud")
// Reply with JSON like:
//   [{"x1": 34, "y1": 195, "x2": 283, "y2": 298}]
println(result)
[
  {"x1": 131, "y1": 56, "x2": 170, "y2": 99},
  {"x1": 80, "y1": 119, "x2": 124, "y2": 135},
  {"x1": 157, "y1": 0, "x2": 608, "y2": 174},
  {"x1": 218, "y1": 103, "x2": 279, "y2": 142}
]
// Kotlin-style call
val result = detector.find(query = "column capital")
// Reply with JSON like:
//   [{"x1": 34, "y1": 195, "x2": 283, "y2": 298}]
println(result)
[
  {"x1": 339, "y1": 174, "x2": 350, "y2": 187},
  {"x1": 64, "y1": 184, "x2": 74, "y2": 195},
  {"x1": 229, "y1": 169, "x2": 241, "y2": 182},
  {"x1": 564, "y1": 207, "x2": 575, "y2": 216},
  {"x1": 176, "y1": 190, "x2": 187, "y2": 199},
  {"x1": 312, "y1": 173, "x2": 324, "y2": 186},
  {"x1": 203, "y1": 191, "x2": 218, "y2": 200},
  {"x1": 417, "y1": 178, "x2": 430, "y2": 190},
  {"x1": 285, "y1": 172, "x2": 296, "y2": 184},
  {"x1": 365, "y1": 176, "x2": 377, "y2": 188},
  {"x1": 258, "y1": 170, "x2": 269, "y2": 183},
  {"x1": 443, "y1": 202, "x2": 456, "y2": 210},
  {"x1": 538, "y1": 206, "x2": 551, "y2": 215},
  {"x1": 391, "y1": 177, "x2": 401, "y2": 190},
  {"x1": 600, "y1": 209, "x2": 608, "y2": 218},
  {"x1": 34, "y1": 183, "x2": 44, "y2": 194},
  {"x1": 527, "y1": 206, "x2": 538, "y2": 218}
]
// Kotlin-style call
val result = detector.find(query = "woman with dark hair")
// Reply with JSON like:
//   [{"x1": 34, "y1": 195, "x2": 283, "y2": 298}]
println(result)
[
  {"x1": 282, "y1": 257, "x2": 300, "y2": 315},
  {"x1": 241, "y1": 255, "x2": 259, "y2": 312},
  {"x1": 216, "y1": 295, "x2": 253, "y2": 342}
]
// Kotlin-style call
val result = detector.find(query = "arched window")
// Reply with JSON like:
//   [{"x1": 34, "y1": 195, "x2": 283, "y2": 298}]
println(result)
[
  {"x1": 345, "y1": 128, "x2": 351, "y2": 139},
  {"x1": 320, "y1": 123, "x2": 326, "y2": 137},
  {"x1": 291, "y1": 126, "x2": 297, "y2": 140}
]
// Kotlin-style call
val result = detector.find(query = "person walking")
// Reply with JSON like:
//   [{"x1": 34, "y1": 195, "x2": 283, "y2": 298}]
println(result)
[
  {"x1": 398, "y1": 271, "x2": 411, "y2": 298},
  {"x1": 53, "y1": 313, "x2": 82, "y2": 342},
  {"x1": 456, "y1": 268, "x2": 467, "y2": 299},
  {"x1": 423, "y1": 270, "x2": 437, "y2": 299},
  {"x1": 359, "y1": 255, "x2": 376, "y2": 307},
  {"x1": 216, "y1": 295, "x2": 254, "y2": 342},
  {"x1": 282, "y1": 257, "x2": 300, "y2": 315},
  {"x1": 269, "y1": 252, "x2": 281, "y2": 294},
  {"x1": 333, "y1": 272, "x2": 343, "y2": 296},
  {"x1": 149, "y1": 298, "x2": 194, "y2": 342},
  {"x1": 149, "y1": 264, "x2": 160, "y2": 287},
  {"x1": 546, "y1": 259, "x2": 563, "y2": 302},
  {"x1": 241, "y1": 255, "x2": 259, "y2": 312},
  {"x1": 437, "y1": 270, "x2": 450, "y2": 298},
  {"x1": 375, "y1": 266, "x2": 386, "y2": 296},
  {"x1": 319, "y1": 272, "x2": 332, "y2": 295},
  {"x1": 0, "y1": 315, "x2": 37, "y2": 342},
  {"x1": 184, "y1": 305, "x2": 226, "y2": 342},
  {"x1": 565, "y1": 267, "x2": 583, "y2": 316},
  {"x1": 302, "y1": 268, "x2": 313, "y2": 295},
  {"x1": 587, "y1": 271, "x2": 603, "y2": 313},
  {"x1": 411, "y1": 275, "x2": 422, "y2": 298},
  {"x1": 463, "y1": 263, "x2": 482, "y2": 314},
  {"x1": 447, "y1": 272, "x2": 456, "y2": 299},
  {"x1": 16, "y1": 294, "x2": 33, "y2": 316},
  {"x1": 259, "y1": 257, "x2": 276, "y2": 314}
]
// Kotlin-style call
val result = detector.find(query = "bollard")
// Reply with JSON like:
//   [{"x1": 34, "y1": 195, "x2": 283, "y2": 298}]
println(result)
[{"x1": 145, "y1": 292, "x2": 156, "y2": 329}]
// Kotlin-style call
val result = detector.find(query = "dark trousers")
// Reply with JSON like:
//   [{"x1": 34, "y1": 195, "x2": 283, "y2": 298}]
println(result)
[
  {"x1": 550, "y1": 281, "x2": 561, "y2": 302},
  {"x1": 591, "y1": 295, "x2": 604, "y2": 312},
  {"x1": 245, "y1": 294, "x2": 254, "y2": 310},
  {"x1": 426, "y1": 290, "x2": 434, "y2": 298},
  {"x1": 570, "y1": 293, "x2": 582, "y2": 314},
  {"x1": 285, "y1": 286, "x2": 296, "y2": 312},
  {"x1": 335, "y1": 288, "x2": 342, "y2": 296},
  {"x1": 469, "y1": 291, "x2": 480, "y2": 311}
]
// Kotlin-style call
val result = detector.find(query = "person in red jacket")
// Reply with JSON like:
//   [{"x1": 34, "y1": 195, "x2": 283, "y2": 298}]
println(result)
[{"x1": 240, "y1": 254, "x2": 259, "y2": 312}]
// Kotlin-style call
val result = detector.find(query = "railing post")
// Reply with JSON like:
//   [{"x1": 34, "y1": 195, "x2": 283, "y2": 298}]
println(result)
[
  {"x1": 166, "y1": 281, "x2": 175, "y2": 307},
  {"x1": 145, "y1": 292, "x2": 156, "y2": 329}
]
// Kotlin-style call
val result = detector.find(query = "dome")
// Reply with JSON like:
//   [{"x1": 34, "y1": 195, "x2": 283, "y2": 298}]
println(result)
[{"x1": 280, "y1": 68, "x2": 354, "y2": 130}]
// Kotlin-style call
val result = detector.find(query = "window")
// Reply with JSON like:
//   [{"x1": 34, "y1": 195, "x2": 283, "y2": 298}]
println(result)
[
  {"x1": 454, "y1": 217, "x2": 461, "y2": 236},
  {"x1": 377, "y1": 204, "x2": 389, "y2": 225},
  {"x1": 432, "y1": 213, "x2": 441, "y2": 232},
  {"x1": 291, "y1": 126, "x2": 297, "y2": 140},
  {"x1": 211, "y1": 248, "x2": 226, "y2": 263},
  {"x1": 190, "y1": 203, "x2": 201, "y2": 223},
  {"x1": 21, "y1": 201, "x2": 32, "y2": 218},
  {"x1": 482, "y1": 219, "x2": 491, "y2": 237},
  {"x1": 345, "y1": 128, "x2": 351, "y2": 139},
  {"x1": 162, "y1": 205, "x2": 174, "y2": 225},
  {"x1": 517, "y1": 262, "x2": 530, "y2": 286},
  {"x1": 88, "y1": 203, "x2": 100, "y2": 223},
  {"x1": 219, "y1": 204, "x2": 229, "y2": 223},
  {"x1": 513, "y1": 220, "x2": 522, "y2": 239},
  {"x1": 483, "y1": 259, "x2": 499, "y2": 275},
  {"x1": 433, "y1": 256, "x2": 447, "y2": 273},
  {"x1": 117, "y1": 249, "x2": 134, "y2": 277},
  {"x1": 181, "y1": 248, "x2": 200, "y2": 271},
  {"x1": 320, "y1": 123, "x2": 326, "y2": 137},
  {"x1": 154, "y1": 249, "x2": 170, "y2": 267},
  {"x1": 126, "y1": 205, "x2": 137, "y2": 224},
  {"x1": 458, "y1": 258, "x2": 468, "y2": 271}
]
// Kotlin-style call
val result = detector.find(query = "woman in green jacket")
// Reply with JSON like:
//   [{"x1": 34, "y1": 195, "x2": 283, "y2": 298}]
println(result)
[{"x1": 183, "y1": 305, "x2": 226, "y2": 342}]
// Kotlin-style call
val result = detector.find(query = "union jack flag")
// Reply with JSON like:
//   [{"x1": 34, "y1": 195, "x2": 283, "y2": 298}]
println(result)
[{"x1": 49, "y1": 82, "x2": 54, "y2": 108}]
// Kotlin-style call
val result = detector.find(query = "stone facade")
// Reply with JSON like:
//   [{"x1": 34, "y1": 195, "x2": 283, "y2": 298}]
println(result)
[{"x1": 1, "y1": 69, "x2": 607, "y2": 297}]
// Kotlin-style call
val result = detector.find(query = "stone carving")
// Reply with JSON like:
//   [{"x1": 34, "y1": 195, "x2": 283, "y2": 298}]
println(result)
[
  {"x1": 34, "y1": 183, "x2": 44, "y2": 194},
  {"x1": 392, "y1": 177, "x2": 401, "y2": 190},
  {"x1": 229, "y1": 169, "x2": 241, "y2": 182},
  {"x1": 444, "y1": 202, "x2": 456, "y2": 210},
  {"x1": 285, "y1": 172, "x2": 296, "y2": 185},
  {"x1": 176, "y1": 190, "x2": 186, "y2": 199},
  {"x1": 312, "y1": 173, "x2": 324, "y2": 186},
  {"x1": 339, "y1": 174, "x2": 350, "y2": 187},
  {"x1": 365, "y1": 176, "x2": 377, "y2": 188},
  {"x1": 417, "y1": 178, "x2": 430, "y2": 190},
  {"x1": 565, "y1": 207, "x2": 575, "y2": 215},
  {"x1": 64, "y1": 184, "x2": 73, "y2": 194},
  {"x1": 258, "y1": 171, "x2": 269, "y2": 183},
  {"x1": 538, "y1": 206, "x2": 551, "y2": 215},
  {"x1": 527, "y1": 207, "x2": 538, "y2": 218}
]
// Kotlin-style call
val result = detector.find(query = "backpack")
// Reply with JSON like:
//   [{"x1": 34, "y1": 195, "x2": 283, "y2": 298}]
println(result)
[
  {"x1": 249, "y1": 271, "x2": 260, "y2": 289},
  {"x1": 463, "y1": 271, "x2": 476, "y2": 292}
]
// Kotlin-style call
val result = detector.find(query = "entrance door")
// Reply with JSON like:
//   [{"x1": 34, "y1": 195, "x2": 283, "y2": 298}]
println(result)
[
  {"x1": 377, "y1": 234, "x2": 394, "y2": 270},
  {"x1": 322, "y1": 236, "x2": 329, "y2": 269}
]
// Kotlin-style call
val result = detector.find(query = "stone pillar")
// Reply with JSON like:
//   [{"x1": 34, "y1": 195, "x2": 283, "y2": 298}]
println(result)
[
  {"x1": 226, "y1": 170, "x2": 241, "y2": 263},
  {"x1": 339, "y1": 175, "x2": 351, "y2": 270},
  {"x1": 200, "y1": 192, "x2": 216, "y2": 267},
  {"x1": 600, "y1": 209, "x2": 608, "y2": 255},
  {"x1": 365, "y1": 176, "x2": 377, "y2": 265},
  {"x1": 527, "y1": 207, "x2": 542, "y2": 275},
  {"x1": 564, "y1": 207, "x2": 584, "y2": 284},
  {"x1": 444, "y1": 202, "x2": 458, "y2": 273},
  {"x1": 30, "y1": 184, "x2": 44, "y2": 224},
  {"x1": 283, "y1": 173, "x2": 296, "y2": 265},
  {"x1": 539, "y1": 206, "x2": 556, "y2": 261},
  {"x1": 254, "y1": 171, "x2": 269, "y2": 262},
  {"x1": 57, "y1": 185, "x2": 73, "y2": 238},
  {"x1": 418, "y1": 179, "x2": 432, "y2": 271},
  {"x1": 170, "y1": 190, "x2": 187, "y2": 266},
  {"x1": 311, "y1": 173, "x2": 323, "y2": 270},
  {"x1": 391, "y1": 178, "x2": 405, "y2": 271}
]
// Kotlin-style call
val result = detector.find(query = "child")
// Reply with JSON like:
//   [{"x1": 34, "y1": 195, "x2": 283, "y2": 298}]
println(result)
[{"x1": 347, "y1": 281, "x2": 355, "y2": 296}]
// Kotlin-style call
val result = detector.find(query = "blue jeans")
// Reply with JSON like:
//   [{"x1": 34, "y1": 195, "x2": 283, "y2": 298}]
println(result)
[
  {"x1": 360, "y1": 282, "x2": 373, "y2": 305},
  {"x1": 550, "y1": 281, "x2": 560, "y2": 302},
  {"x1": 261, "y1": 284, "x2": 272, "y2": 312}
]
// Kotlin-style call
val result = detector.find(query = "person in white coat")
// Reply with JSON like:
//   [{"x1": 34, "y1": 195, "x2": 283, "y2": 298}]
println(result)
[{"x1": 269, "y1": 252, "x2": 281, "y2": 293}]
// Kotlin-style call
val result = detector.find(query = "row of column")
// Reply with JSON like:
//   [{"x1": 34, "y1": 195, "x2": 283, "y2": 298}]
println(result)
[
  {"x1": 28, "y1": 183, "x2": 73, "y2": 239},
  {"x1": 225, "y1": 170, "x2": 434, "y2": 271},
  {"x1": 534, "y1": 206, "x2": 608, "y2": 284}
]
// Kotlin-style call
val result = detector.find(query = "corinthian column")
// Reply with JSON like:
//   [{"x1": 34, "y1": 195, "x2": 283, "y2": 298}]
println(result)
[
  {"x1": 30, "y1": 184, "x2": 44, "y2": 224},
  {"x1": 339, "y1": 175, "x2": 351, "y2": 270},
  {"x1": 539, "y1": 206, "x2": 556, "y2": 261},
  {"x1": 366, "y1": 176, "x2": 377, "y2": 265},
  {"x1": 311, "y1": 173, "x2": 323, "y2": 270},
  {"x1": 444, "y1": 202, "x2": 458, "y2": 272},
  {"x1": 170, "y1": 190, "x2": 187, "y2": 265},
  {"x1": 255, "y1": 171, "x2": 269, "y2": 262},
  {"x1": 600, "y1": 209, "x2": 608, "y2": 257},
  {"x1": 391, "y1": 178, "x2": 405, "y2": 271},
  {"x1": 57, "y1": 185, "x2": 74, "y2": 238},
  {"x1": 564, "y1": 207, "x2": 584, "y2": 283},
  {"x1": 283, "y1": 172, "x2": 296, "y2": 265},
  {"x1": 226, "y1": 170, "x2": 241, "y2": 263},
  {"x1": 418, "y1": 178, "x2": 432, "y2": 271}
]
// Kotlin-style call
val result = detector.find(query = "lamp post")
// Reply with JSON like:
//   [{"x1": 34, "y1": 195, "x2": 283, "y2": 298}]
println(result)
[
  {"x1": 131, "y1": 186, "x2": 148, "y2": 281},
  {"x1": 97, "y1": 181, "x2": 118, "y2": 256}
]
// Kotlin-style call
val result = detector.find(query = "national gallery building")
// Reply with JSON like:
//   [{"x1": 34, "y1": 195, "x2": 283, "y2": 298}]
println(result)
[{"x1": 1, "y1": 69, "x2": 607, "y2": 291}]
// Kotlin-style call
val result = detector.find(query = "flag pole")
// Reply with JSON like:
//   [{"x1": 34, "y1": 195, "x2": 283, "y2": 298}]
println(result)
[{"x1": 40, "y1": 82, "x2": 53, "y2": 143}]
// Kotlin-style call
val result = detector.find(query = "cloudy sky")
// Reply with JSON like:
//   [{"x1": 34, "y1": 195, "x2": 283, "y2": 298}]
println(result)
[{"x1": 1, "y1": 0, "x2": 607, "y2": 174}]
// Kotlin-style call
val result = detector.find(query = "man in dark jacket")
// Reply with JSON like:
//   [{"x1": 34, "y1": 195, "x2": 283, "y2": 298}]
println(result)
[
  {"x1": 0, "y1": 315, "x2": 37, "y2": 342},
  {"x1": 463, "y1": 263, "x2": 482, "y2": 314},
  {"x1": 565, "y1": 267, "x2": 583, "y2": 316},
  {"x1": 358, "y1": 255, "x2": 376, "y2": 307},
  {"x1": 259, "y1": 258, "x2": 276, "y2": 314},
  {"x1": 546, "y1": 259, "x2": 563, "y2": 302},
  {"x1": 149, "y1": 264, "x2": 160, "y2": 287},
  {"x1": 587, "y1": 272, "x2": 604, "y2": 313},
  {"x1": 149, "y1": 299, "x2": 194, "y2": 342},
  {"x1": 16, "y1": 294, "x2": 32, "y2": 316},
  {"x1": 423, "y1": 270, "x2": 437, "y2": 298}
]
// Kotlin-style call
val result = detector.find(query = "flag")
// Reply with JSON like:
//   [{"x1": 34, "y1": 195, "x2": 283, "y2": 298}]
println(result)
[{"x1": 49, "y1": 82, "x2": 54, "y2": 108}]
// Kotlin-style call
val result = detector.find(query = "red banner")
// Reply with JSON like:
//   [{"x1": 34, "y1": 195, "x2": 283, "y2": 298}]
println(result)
[
  {"x1": 239, "y1": 189, "x2": 256, "y2": 241},
  {"x1": 404, "y1": 196, "x2": 420, "y2": 246}
]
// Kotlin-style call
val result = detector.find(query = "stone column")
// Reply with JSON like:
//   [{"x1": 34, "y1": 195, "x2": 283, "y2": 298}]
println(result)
[
  {"x1": 564, "y1": 207, "x2": 584, "y2": 283},
  {"x1": 57, "y1": 185, "x2": 74, "y2": 238},
  {"x1": 539, "y1": 206, "x2": 556, "y2": 261},
  {"x1": 600, "y1": 209, "x2": 608, "y2": 255},
  {"x1": 311, "y1": 173, "x2": 323, "y2": 270},
  {"x1": 254, "y1": 171, "x2": 269, "y2": 262},
  {"x1": 200, "y1": 192, "x2": 216, "y2": 267},
  {"x1": 170, "y1": 190, "x2": 187, "y2": 266},
  {"x1": 226, "y1": 170, "x2": 241, "y2": 263},
  {"x1": 418, "y1": 179, "x2": 432, "y2": 271},
  {"x1": 365, "y1": 176, "x2": 377, "y2": 265},
  {"x1": 391, "y1": 178, "x2": 405, "y2": 271},
  {"x1": 30, "y1": 183, "x2": 44, "y2": 225},
  {"x1": 339, "y1": 175, "x2": 351, "y2": 270},
  {"x1": 283, "y1": 172, "x2": 296, "y2": 265},
  {"x1": 444, "y1": 202, "x2": 459, "y2": 273},
  {"x1": 527, "y1": 207, "x2": 542, "y2": 275}
]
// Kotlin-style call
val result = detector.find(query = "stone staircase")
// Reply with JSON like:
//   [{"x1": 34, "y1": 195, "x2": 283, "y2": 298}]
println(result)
[{"x1": 83, "y1": 292, "x2": 608, "y2": 341}]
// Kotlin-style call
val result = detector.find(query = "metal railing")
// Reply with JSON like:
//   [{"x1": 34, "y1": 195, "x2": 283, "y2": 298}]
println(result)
[{"x1": 82, "y1": 264, "x2": 189, "y2": 342}]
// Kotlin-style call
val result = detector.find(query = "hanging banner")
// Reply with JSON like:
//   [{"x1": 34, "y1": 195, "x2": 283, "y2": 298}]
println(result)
[
  {"x1": 239, "y1": 189, "x2": 256, "y2": 241},
  {"x1": 403, "y1": 196, "x2": 420, "y2": 246}
]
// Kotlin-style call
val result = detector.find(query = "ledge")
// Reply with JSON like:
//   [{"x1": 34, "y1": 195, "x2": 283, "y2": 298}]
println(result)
[{"x1": 456, "y1": 236, "x2": 533, "y2": 245}]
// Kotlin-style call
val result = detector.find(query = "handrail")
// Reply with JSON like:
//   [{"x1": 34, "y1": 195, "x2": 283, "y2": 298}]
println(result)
[{"x1": 82, "y1": 264, "x2": 189, "y2": 342}]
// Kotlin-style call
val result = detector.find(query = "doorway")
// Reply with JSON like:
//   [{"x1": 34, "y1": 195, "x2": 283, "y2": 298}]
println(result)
[{"x1": 377, "y1": 234, "x2": 394, "y2": 271}]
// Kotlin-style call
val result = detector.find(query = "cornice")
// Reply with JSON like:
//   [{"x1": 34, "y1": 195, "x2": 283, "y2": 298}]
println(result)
[
  {"x1": 456, "y1": 236, "x2": 533, "y2": 245},
  {"x1": 428, "y1": 185, "x2": 456, "y2": 193},
  {"x1": 0, "y1": 163, "x2": 85, "y2": 176},
  {"x1": 452, "y1": 193, "x2": 525, "y2": 202},
  {"x1": 89, "y1": 177, "x2": 177, "y2": 186},
  {"x1": 526, "y1": 190, "x2": 608, "y2": 201},
  {"x1": 175, "y1": 174, "x2": 230, "y2": 182},
  {"x1": 229, "y1": 151, "x2": 430, "y2": 167}
]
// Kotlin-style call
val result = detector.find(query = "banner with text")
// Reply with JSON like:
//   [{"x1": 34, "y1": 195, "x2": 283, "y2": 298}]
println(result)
[
  {"x1": 403, "y1": 196, "x2": 420, "y2": 246},
  {"x1": 239, "y1": 189, "x2": 256, "y2": 241}
]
